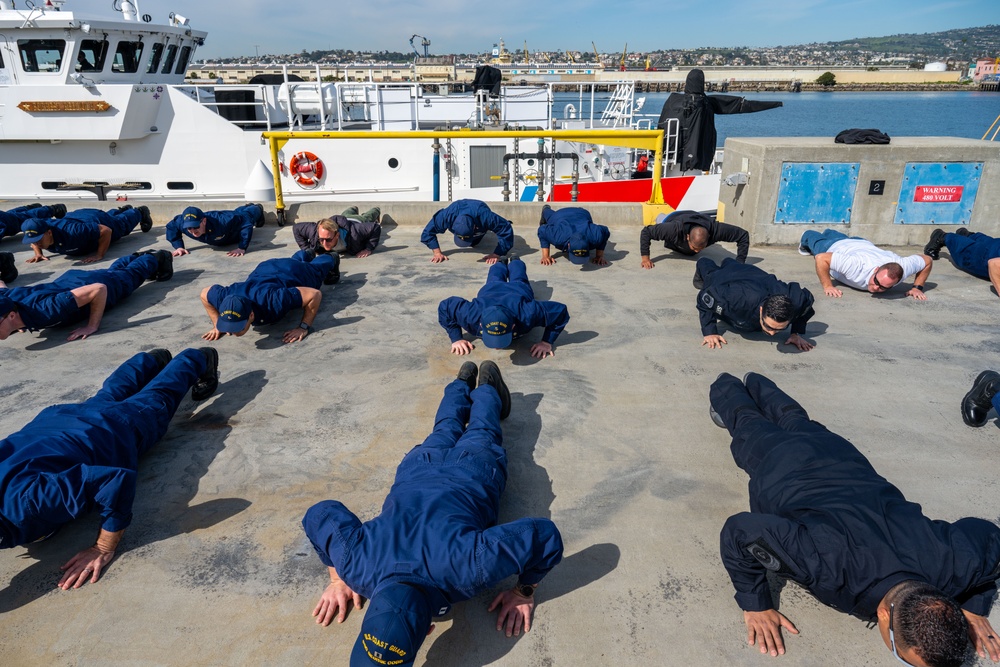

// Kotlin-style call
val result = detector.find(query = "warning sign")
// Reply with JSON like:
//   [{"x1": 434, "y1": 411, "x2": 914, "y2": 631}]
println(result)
[{"x1": 914, "y1": 186, "x2": 963, "y2": 203}]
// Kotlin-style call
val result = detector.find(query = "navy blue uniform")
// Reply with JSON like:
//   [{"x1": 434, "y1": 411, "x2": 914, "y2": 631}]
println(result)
[
  {"x1": 696, "y1": 257, "x2": 814, "y2": 337},
  {"x1": 711, "y1": 373, "x2": 1000, "y2": 620},
  {"x1": 0, "y1": 205, "x2": 60, "y2": 240},
  {"x1": 537, "y1": 207, "x2": 610, "y2": 254},
  {"x1": 165, "y1": 205, "x2": 259, "y2": 252},
  {"x1": 420, "y1": 199, "x2": 514, "y2": 256},
  {"x1": 206, "y1": 254, "x2": 334, "y2": 325},
  {"x1": 41, "y1": 209, "x2": 142, "y2": 256},
  {"x1": 438, "y1": 259, "x2": 570, "y2": 346},
  {"x1": 0, "y1": 349, "x2": 207, "y2": 547},
  {"x1": 944, "y1": 231, "x2": 1000, "y2": 280},
  {"x1": 1, "y1": 253, "x2": 158, "y2": 330},
  {"x1": 303, "y1": 379, "x2": 563, "y2": 611}
]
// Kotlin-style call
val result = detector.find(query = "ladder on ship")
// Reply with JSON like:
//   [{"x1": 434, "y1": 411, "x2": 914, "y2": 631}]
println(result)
[{"x1": 599, "y1": 82, "x2": 636, "y2": 128}]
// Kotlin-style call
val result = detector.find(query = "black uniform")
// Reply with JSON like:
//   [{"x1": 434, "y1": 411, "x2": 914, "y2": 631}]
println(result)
[
  {"x1": 711, "y1": 372, "x2": 1000, "y2": 620},
  {"x1": 657, "y1": 69, "x2": 782, "y2": 171},
  {"x1": 696, "y1": 258, "x2": 814, "y2": 337},
  {"x1": 640, "y1": 210, "x2": 749, "y2": 263}
]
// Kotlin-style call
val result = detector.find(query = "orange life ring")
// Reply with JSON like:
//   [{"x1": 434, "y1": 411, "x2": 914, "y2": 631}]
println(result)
[{"x1": 288, "y1": 151, "x2": 325, "y2": 189}]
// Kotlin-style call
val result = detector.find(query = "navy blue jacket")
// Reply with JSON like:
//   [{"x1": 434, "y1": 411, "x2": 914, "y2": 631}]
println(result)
[
  {"x1": 303, "y1": 455, "x2": 563, "y2": 609},
  {"x1": 41, "y1": 209, "x2": 126, "y2": 256},
  {"x1": 697, "y1": 258, "x2": 814, "y2": 337},
  {"x1": 2, "y1": 254, "x2": 157, "y2": 330},
  {"x1": 640, "y1": 210, "x2": 749, "y2": 262},
  {"x1": 420, "y1": 199, "x2": 514, "y2": 256},
  {"x1": 721, "y1": 429, "x2": 1000, "y2": 619},
  {"x1": 438, "y1": 283, "x2": 569, "y2": 346},
  {"x1": 166, "y1": 205, "x2": 257, "y2": 251},
  {"x1": 537, "y1": 207, "x2": 610, "y2": 253},
  {"x1": 206, "y1": 257, "x2": 325, "y2": 325}
]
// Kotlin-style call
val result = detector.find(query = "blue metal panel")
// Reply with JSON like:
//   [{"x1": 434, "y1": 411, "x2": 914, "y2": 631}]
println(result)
[
  {"x1": 774, "y1": 162, "x2": 859, "y2": 224},
  {"x1": 894, "y1": 162, "x2": 982, "y2": 225}
]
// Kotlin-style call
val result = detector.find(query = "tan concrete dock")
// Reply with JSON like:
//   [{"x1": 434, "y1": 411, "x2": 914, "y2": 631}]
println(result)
[{"x1": 0, "y1": 215, "x2": 997, "y2": 666}]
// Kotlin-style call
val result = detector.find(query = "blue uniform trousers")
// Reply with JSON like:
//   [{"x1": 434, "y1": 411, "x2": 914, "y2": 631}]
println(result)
[
  {"x1": 798, "y1": 228, "x2": 861, "y2": 255},
  {"x1": 944, "y1": 231, "x2": 1000, "y2": 279},
  {"x1": 0, "y1": 205, "x2": 58, "y2": 239},
  {"x1": 487, "y1": 258, "x2": 530, "y2": 290}
]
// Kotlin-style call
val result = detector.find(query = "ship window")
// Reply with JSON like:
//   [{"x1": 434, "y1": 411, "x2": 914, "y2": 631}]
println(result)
[
  {"x1": 146, "y1": 42, "x2": 164, "y2": 74},
  {"x1": 160, "y1": 44, "x2": 178, "y2": 74},
  {"x1": 17, "y1": 39, "x2": 66, "y2": 73},
  {"x1": 174, "y1": 46, "x2": 192, "y2": 75},
  {"x1": 76, "y1": 39, "x2": 109, "y2": 72},
  {"x1": 387, "y1": 157, "x2": 400, "y2": 170},
  {"x1": 167, "y1": 181, "x2": 195, "y2": 190},
  {"x1": 112, "y1": 41, "x2": 145, "y2": 73}
]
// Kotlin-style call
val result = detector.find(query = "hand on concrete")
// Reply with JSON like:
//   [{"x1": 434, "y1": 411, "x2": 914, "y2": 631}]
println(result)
[
  {"x1": 483, "y1": 254, "x2": 500, "y2": 265},
  {"x1": 906, "y1": 287, "x2": 927, "y2": 301},
  {"x1": 964, "y1": 610, "x2": 1000, "y2": 663},
  {"x1": 356, "y1": 250, "x2": 372, "y2": 258},
  {"x1": 744, "y1": 609, "x2": 798, "y2": 657},
  {"x1": 313, "y1": 580, "x2": 364, "y2": 626},
  {"x1": 591, "y1": 255, "x2": 608, "y2": 266},
  {"x1": 784, "y1": 333, "x2": 814, "y2": 352},
  {"x1": 702, "y1": 335, "x2": 727, "y2": 349},
  {"x1": 530, "y1": 342, "x2": 553, "y2": 359},
  {"x1": 641, "y1": 257, "x2": 654, "y2": 269},
  {"x1": 431, "y1": 250, "x2": 448, "y2": 263},
  {"x1": 540, "y1": 256, "x2": 557, "y2": 266},
  {"x1": 282, "y1": 327, "x2": 308, "y2": 344},
  {"x1": 172, "y1": 248, "x2": 190, "y2": 257},
  {"x1": 823, "y1": 286, "x2": 842, "y2": 298},
  {"x1": 202, "y1": 328, "x2": 223, "y2": 341},
  {"x1": 227, "y1": 248, "x2": 246, "y2": 257},
  {"x1": 451, "y1": 340, "x2": 475, "y2": 355},
  {"x1": 81, "y1": 254, "x2": 103, "y2": 264},
  {"x1": 26, "y1": 255, "x2": 48, "y2": 264},
  {"x1": 488, "y1": 588, "x2": 536, "y2": 637},
  {"x1": 58, "y1": 546, "x2": 116, "y2": 590},
  {"x1": 67, "y1": 324, "x2": 98, "y2": 341}
]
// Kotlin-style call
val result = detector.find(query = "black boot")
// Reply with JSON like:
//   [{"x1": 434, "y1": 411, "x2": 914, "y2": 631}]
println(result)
[
  {"x1": 692, "y1": 266, "x2": 705, "y2": 289},
  {"x1": 133, "y1": 249, "x2": 173, "y2": 281},
  {"x1": 961, "y1": 371, "x2": 1000, "y2": 427},
  {"x1": 457, "y1": 361, "x2": 478, "y2": 391},
  {"x1": 26, "y1": 203, "x2": 43, "y2": 211},
  {"x1": 478, "y1": 360, "x2": 511, "y2": 420},
  {"x1": 923, "y1": 229, "x2": 946, "y2": 260},
  {"x1": 191, "y1": 348, "x2": 220, "y2": 401},
  {"x1": 955, "y1": 227, "x2": 971, "y2": 237},
  {"x1": 324, "y1": 252, "x2": 341, "y2": 285},
  {"x1": 51, "y1": 203, "x2": 67, "y2": 218},
  {"x1": 252, "y1": 203, "x2": 266, "y2": 228},
  {"x1": 146, "y1": 348, "x2": 173, "y2": 370},
  {"x1": 138, "y1": 205, "x2": 153, "y2": 233},
  {"x1": 118, "y1": 204, "x2": 134, "y2": 212},
  {"x1": 0, "y1": 251, "x2": 18, "y2": 284}
]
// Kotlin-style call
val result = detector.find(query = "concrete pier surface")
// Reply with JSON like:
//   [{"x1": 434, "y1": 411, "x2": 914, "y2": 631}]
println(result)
[{"x1": 0, "y1": 218, "x2": 997, "y2": 666}]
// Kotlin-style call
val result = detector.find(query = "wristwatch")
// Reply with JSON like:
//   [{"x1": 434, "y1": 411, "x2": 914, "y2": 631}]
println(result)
[
  {"x1": 913, "y1": 284, "x2": 925, "y2": 291},
  {"x1": 515, "y1": 583, "x2": 534, "y2": 598},
  {"x1": 298, "y1": 322, "x2": 310, "y2": 331}
]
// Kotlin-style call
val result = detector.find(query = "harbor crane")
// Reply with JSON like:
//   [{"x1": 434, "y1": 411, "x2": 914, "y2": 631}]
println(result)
[
  {"x1": 409, "y1": 34, "x2": 430, "y2": 58},
  {"x1": 620, "y1": 42, "x2": 627, "y2": 71},
  {"x1": 592, "y1": 41, "x2": 601, "y2": 65}
]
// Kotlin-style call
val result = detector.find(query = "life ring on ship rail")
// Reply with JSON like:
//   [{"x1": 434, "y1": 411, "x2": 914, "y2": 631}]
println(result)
[{"x1": 288, "y1": 151, "x2": 325, "y2": 189}]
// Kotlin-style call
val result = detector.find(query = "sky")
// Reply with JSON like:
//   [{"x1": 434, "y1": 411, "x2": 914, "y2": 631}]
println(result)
[{"x1": 72, "y1": 0, "x2": 999, "y2": 59}]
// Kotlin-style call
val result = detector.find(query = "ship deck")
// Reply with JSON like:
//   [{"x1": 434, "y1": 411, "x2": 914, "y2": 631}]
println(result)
[{"x1": 0, "y1": 217, "x2": 997, "y2": 666}]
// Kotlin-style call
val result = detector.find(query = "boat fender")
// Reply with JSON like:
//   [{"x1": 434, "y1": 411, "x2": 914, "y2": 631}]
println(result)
[{"x1": 288, "y1": 151, "x2": 325, "y2": 189}]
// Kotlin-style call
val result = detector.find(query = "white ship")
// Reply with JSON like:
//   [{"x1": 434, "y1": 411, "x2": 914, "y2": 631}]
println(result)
[{"x1": 0, "y1": 0, "x2": 719, "y2": 217}]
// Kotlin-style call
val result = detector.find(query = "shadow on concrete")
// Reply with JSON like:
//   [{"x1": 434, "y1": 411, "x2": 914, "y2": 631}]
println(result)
[
  {"x1": 0, "y1": 369, "x2": 264, "y2": 614},
  {"x1": 252, "y1": 271, "x2": 367, "y2": 349},
  {"x1": 600, "y1": 240, "x2": 628, "y2": 263},
  {"x1": 9, "y1": 269, "x2": 57, "y2": 286}
]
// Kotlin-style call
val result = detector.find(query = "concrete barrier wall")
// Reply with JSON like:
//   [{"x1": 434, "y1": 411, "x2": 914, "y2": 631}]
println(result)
[{"x1": 717, "y1": 137, "x2": 1000, "y2": 246}]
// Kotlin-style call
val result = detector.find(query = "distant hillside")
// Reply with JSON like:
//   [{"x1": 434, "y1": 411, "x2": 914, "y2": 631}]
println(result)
[{"x1": 795, "y1": 25, "x2": 1000, "y2": 60}]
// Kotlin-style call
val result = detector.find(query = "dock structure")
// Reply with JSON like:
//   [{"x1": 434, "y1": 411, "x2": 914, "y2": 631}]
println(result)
[{"x1": 1, "y1": 209, "x2": 998, "y2": 665}]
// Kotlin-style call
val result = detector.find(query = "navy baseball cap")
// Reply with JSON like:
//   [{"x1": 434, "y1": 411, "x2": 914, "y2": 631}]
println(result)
[
  {"x1": 350, "y1": 583, "x2": 431, "y2": 667},
  {"x1": 21, "y1": 218, "x2": 48, "y2": 243},
  {"x1": 0, "y1": 295, "x2": 14, "y2": 318},
  {"x1": 481, "y1": 305, "x2": 514, "y2": 349},
  {"x1": 181, "y1": 207, "x2": 204, "y2": 229},
  {"x1": 216, "y1": 294, "x2": 251, "y2": 334},
  {"x1": 452, "y1": 214, "x2": 476, "y2": 247},
  {"x1": 567, "y1": 234, "x2": 590, "y2": 265}
]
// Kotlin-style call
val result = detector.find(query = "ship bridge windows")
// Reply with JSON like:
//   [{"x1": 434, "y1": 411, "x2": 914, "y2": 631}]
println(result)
[
  {"x1": 146, "y1": 42, "x2": 164, "y2": 74},
  {"x1": 160, "y1": 44, "x2": 178, "y2": 74},
  {"x1": 76, "y1": 39, "x2": 109, "y2": 73},
  {"x1": 112, "y1": 40, "x2": 145, "y2": 74},
  {"x1": 17, "y1": 39, "x2": 65, "y2": 73},
  {"x1": 174, "y1": 45, "x2": 192, "y2": 75}
]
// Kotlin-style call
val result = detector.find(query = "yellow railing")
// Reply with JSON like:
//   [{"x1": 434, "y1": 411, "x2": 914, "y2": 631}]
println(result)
[{"x1": 262, "y1": 128, "x2": 669, "y2": 222}]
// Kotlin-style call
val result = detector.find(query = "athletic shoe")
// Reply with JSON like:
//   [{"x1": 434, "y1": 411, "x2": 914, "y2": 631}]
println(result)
[
  {"x1": 478, "y1": 360, "x2": 511, "y2": 420},
  {"x1": 0, "y1": 251, "x2": 18, "y2": 284},
  {"x1": 51, "y1": 203, "x2": 67, "y2": 218},
  {"x1": 146, "y1": 348, "x2": 173, "y2": 370},
  {"x1": 252, "y1": 203, "x2": 266, "y2": 228},
  {"x1": 709, "y1": 404, "x2": 726, "y2": 428},
  {"x1": 692, "y1": 266, "x2": 704, "y2": 289},
  {"x1": 138, "y1": 206, "x2": 153, "y2": 233},
  {"x1": 961, "y1": 370, "x2": 1000, "y2": 427},
  {"x1": 797, "y1": 244, "x2": 811, "y2": 256},
  {"x1": 191, "y1": 347, "x2": 220, "y2": 401},
  {"x1": 324, "y1": 253, "x2": 341, "y2": 285},
  {"x1": 956, "y1": 227, "x2": 971, "y2": 237},
  {"x1": 457, "y1": 361, "x2": 478, "y2": 391},
  {"x1": 923, "y1": 228, "x2": 946, "y2": 260}
]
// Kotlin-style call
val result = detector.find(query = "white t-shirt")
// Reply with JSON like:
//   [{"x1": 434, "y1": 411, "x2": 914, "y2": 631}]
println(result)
[{"x1": 827, "y1": 239, "x2": 926, "y2": 290}]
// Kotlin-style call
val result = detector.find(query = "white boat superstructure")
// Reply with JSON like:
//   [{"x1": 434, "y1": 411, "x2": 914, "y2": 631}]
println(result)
[{"x1": 0, "y1": 1, "x2": 720, "y2": 209}]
